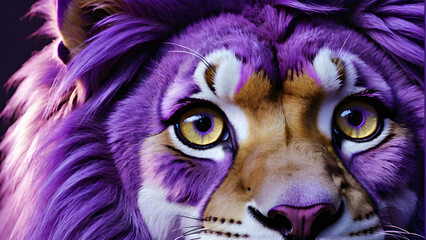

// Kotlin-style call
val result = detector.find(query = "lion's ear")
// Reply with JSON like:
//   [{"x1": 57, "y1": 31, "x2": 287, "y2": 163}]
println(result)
[{"x1": 57, "y1": 0, "x2": 122, "y2": 58}]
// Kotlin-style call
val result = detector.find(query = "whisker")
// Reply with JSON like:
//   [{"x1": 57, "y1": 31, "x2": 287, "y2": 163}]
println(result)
[
  {"x1": 171, "y1": 226, "x2": 203, "y2": 233},
  {"x1": 165, "y1": 42, "x2": 214, "y2": 70},
  {"x1": 177, "y1": 214, "x2": 206, "y2": 221},
  {"x1": 384, "y1": 225, "x2": 425, "y2": 239},
  {"x1": 338, "y1": 30, "x2": 352, "y2": 57},
  {"x1": 382, "y1": 230, "x2": 411, "y2": 240},
  {"x1": 356, "y1": 48, "x2": 370, "y2": 58},
  {"x1": 172, "y1": 226, "x2": 204, "y2": 233},
  {"x1": 182, "y1": 225, "x2": 205, "y2": 229},
  {"x1": 168, "y1": 50, "x2": 212, "y2": 69},
  {"x1": 173, "y1": 228, "x2": 205, "y2": 240},
  {"x1": 165, "y1": 42, "x2": 206, "y2": 60},
  {"x1": 378, "y1": 229, "x2": 408, "y2": 240},
  {"x1": 184, "y1": 227, "x2": 205, "y2": 234}
]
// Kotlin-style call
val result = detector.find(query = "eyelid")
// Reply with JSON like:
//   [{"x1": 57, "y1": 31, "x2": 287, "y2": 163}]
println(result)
[
  {"x1": 340, "y1": 95, "x2": 390, "y2": 117},
  {"x1": 162, "y1": 99, "x2": 217, "y2": 125},
  {"x1": 350, "y1": 90, "x2": 393, "y2": 114}
]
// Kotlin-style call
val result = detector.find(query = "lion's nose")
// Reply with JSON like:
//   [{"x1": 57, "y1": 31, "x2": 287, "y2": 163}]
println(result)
[{"x1": 267, "y1": 204, "x2": 338, "y2": 239}]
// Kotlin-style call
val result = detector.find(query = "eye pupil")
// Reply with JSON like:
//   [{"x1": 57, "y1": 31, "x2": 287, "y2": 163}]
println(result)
[
  {"x1": 195, "y1": 116, "x2": 212, "y2": 133},
  {"x1": 346, "y1": 110, "x2": 363, "y2": 127}
]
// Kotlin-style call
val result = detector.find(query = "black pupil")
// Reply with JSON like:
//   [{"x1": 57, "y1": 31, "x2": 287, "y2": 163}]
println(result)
[
  {"x1": 195, "y1": 116, "x2": 212, "y2": 132},
  {"x1": 347, "y1": 110, "x2": 363, "y2": 127}
]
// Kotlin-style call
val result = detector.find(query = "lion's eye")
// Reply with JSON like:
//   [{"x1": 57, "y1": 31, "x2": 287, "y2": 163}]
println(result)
[
  {"x1": 334, "y1": 101, "x2": 379, "y2": 140},
  {"x1": 177, "y1": 108, "x2": 224, "y2": 146}
]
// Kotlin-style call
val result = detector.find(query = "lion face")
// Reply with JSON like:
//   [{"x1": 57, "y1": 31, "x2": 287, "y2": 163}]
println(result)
[{"x1": 107, "y1": 8, "x2": 423, "y2": 240}]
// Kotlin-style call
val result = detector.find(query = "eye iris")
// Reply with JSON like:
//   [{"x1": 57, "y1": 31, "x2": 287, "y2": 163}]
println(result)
[
  {"x1": 335, "y1": 101, "x2": 379, "y2": 140},
  {"x1": 178, "y1": 108, "x2": 224, "y2": 146},
  {"x1": 195, "y1": 116, "x2": 212, "y2": 133}
]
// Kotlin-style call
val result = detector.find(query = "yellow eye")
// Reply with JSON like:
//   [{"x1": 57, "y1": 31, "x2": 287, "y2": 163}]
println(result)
[
  {"x1": 334, "y1": 101, "x2": 379, "y2": 139},
  {"x1": 178, "y1": 108, "x2": 224, "y2": 146}
]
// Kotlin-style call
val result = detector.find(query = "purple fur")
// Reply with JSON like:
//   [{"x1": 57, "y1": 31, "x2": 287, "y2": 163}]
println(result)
[
  {"x1": 160, "y1": 69, "x2": 201, "y2": 121},
  {"x1": 1, "y1": 0, "x2": 423, "y2": 239},
  {"x1": 154, "y1": 152, "x2": 233, "y2": 206}
]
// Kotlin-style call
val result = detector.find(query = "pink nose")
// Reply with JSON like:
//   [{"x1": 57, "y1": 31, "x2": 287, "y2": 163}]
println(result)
[{"x1": 267, "y1": 204, "x2": 338, "y2": 239}]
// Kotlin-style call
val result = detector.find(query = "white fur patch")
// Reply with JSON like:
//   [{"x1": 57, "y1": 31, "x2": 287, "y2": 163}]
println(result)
[
  {"x1": 313, "y1": 49, "x2": 344, "y2": 91},
  {"x1": 137, "y1": 183, "x2": 200, "y2": 240},
  {"x1": 194, "y1": 49, "x2": 242, "y2": 100}
]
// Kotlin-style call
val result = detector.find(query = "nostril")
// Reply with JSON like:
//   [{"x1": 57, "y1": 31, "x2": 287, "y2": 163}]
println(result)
[
  {"x1": 248, "y1": 206, "x2": 292, "y2": 235},
  {"x1": 267, "y1": 211, "x2": 293, "y2": 235}
]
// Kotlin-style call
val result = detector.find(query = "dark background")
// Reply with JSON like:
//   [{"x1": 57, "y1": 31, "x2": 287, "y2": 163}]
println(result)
[{"x1": 0, "y1": 0, "x2": 51, "y2": 137}]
